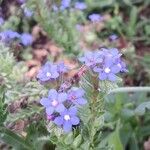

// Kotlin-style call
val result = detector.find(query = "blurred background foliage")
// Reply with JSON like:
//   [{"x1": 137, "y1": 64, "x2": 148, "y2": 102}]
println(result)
[{"x1": 0, "y1": 0, "x2": 150, "y2": 149}]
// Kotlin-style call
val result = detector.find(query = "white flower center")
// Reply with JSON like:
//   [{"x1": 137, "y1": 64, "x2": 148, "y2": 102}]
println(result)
[
  {"x1": 104, "y1": 67, "x2": 111, "y2": 73},
  {"x1": 117, "y1": 63, "x2": 121, "y2": 68},
  {"x1": 64, "y1": 115, "x2": 70, "y2": 121},
  {"x1": 51, "y1": 100, "x2": 58, "y2": 107},
  {"x1": 46, "y1": 72, "x2": 51, "y2": 77}
]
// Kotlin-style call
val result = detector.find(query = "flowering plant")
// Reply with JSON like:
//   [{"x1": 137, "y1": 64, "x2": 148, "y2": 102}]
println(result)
[{"x1": 37, "y1": 48, "x2": 127, "y2": 148}]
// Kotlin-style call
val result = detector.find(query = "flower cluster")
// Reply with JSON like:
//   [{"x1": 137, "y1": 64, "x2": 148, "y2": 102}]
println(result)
[
  {"x1": 60, "y1": 0, "x2": 71, "y2": 9},
  {"x1": 44, "y1": 88, "x2": 86, "y2": 133},
  {"x1": 0, "y1": 30, "x2": 20, "y2": 43},
  {"x1": 40, "y1": 87, "x2": 86, "y2": 132},
  {"x1": 37, "y1": 61, "x2": 68, "y2": 83},
  {"x1": 52, "y1": 0, "x2": 87, "y2": 11},
  {"x1": 40, "y1": 87, "x2": 86, "y2": 133},
  {"x1": 38, "y1": 48, "x2": 127, "y2": 132},
  {"x1": 79, "y1": 48, "x2": 127, "y2": 81},
  {"x1": 74, "y1": 2, "x2": 87, "y2": 10},
  {"x1": 0, "y1": 29, "x2": 33, "y2": 46},
  {"x1": 88, "y1": 13, "x2": 104, "y2": 23},
  {"x1": 37, "y1": 61, "x2": 87, "y2": 132}
]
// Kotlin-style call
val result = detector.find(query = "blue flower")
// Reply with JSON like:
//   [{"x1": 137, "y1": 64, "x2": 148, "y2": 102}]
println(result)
[
  {"x1": 57, "y1": 62, "x2": 68, "y2": 74},
  {"x1": 80, "y1": 48, "x2": 127, "y2": 82},
  {"x1": 37, "y1": 61, "x2": 59, "y2": 82},
  {"x1": 40, "y1": 89, "x2": 67, "y2": 115},
  {"x1": 24, "y1": 8, "x2": 33, "y2": 18},
  {"x1": 115, "y1": 58, "x2": 128, "y2": 73},
  {"x1": 75, "y1": 2, "x2": 87, "y2": 10},
  {"x1": 109, "y1": 34, "x2": 118, "y2": 41},
  {"x1": 54, "y1": 106, "x2": 80, "y2": 132},
  {"x1": 79, "y1": 51, "x2": 103, "y2": 67},
  {"x1": 60, "y1": 0, "x2": 71, "y2": 9},
  {"x1": 0, "y1": 30, "x2": 20, "y2": 43},
  {"x1": 67, "y1": 87, "x2": 87, "y2": 105},
  {"x1": 0, "y1": 32, "x2": 7, "y2": 42},
  {"x1": 88, "y1": 14, "x2": 103, "y2": 22},
  {"x1": 20, "y1": 33, "x2": 33, "y2": 46},
  {"x1": 102, "y1": 48, "x2": 122, "y2": 64},
  {"x1": 18, "y1": 0, "x2": 26, "y2": 4},
  {"x1": 4, "y1": 30, "x2": 20, "y2": 39},
  {"x1": 94, "y1": 60, "x2": 121, "y2": 81},
  {"x1": 52, "y1": 5, "x2": 59, "y2": 12},
  {"x1": 0, "y1": 17, "x2": 4, "y2": 25}
]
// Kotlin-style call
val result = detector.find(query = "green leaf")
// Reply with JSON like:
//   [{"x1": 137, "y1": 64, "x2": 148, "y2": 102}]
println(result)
[
  {"x1": 72, "y1": 134, "x2": 82, "y2": 148},
  {"x1": 127, "y1": 6, "x2": 138, "y2": 37},
  {"x1": 129, "y1": 133, "x2": 139, "y2": 150},
  {"x1": 134, "y1": 101, "x2": 150, "y2": 116},
  {"x1": 64, "y1": 132, "x2": 74, "y2": 145},
  {"x1": 108, "y1": 131, "x2": 123, "y2": 150},
  {"x1": 0, "y1": 127, "x2": 33, "y2": 150},
  {"x1": 0, "y1": 87, "x2": 7, "y2": 125},
  {"x1": 108, "y1": 122, "x2": 123, "y2": 150}
]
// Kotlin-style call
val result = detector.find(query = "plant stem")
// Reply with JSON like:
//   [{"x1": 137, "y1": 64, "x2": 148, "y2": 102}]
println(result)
[{"x1": 109, "y1": 87, "x2": 150, "y2": 93}]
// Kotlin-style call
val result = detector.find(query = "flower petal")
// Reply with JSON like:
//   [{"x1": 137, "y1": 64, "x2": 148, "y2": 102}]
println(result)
[
  {"x1": 75, "y1": 88, "x2": 85, "y2": 98},
  {"x1": 48, "y1": 89, "x2": 58, "y2": 99},
  {"x1": 55, "y1": 104, "x2": 65, "y2": 113},
  {"x1": 76, "y1": 98, "x2": 87, "y2": 105},
  {"x1": 68, "y1": 106, "x2": 77, "y2": 115},
  {"x1": 111, "y1": 65, "x2": 120, "y2": 73},
  {"x1": 93, "y1": 67, "x2": 102, "y2": 73},
  {"x1": 63, "y1": 121, "x2": 72, "y2": 133},
  {"x1": 71, "y1": 116, "x2": 80, "y2": 125},
  {"x1": 46, "y1": 107, "x2": 54, "y2": 115},
  {"x1": 54, "y1": 116, "x2": 63, "y2": 126},
  {"x1": 40, "y1": 98, "x2": 51, "y2": 107},
  {"x1": 108, "y1": 73, "x2": 117, "y2": 81},
  {"x1": 58, "y1": 93, "x2": 67, "y2": 102},
  {"x1": 99, "y1": 72, "x2": 107, "y2": 80},
  {"x1": 51, "y1": 71, "x2": 59, "y2": 79}
]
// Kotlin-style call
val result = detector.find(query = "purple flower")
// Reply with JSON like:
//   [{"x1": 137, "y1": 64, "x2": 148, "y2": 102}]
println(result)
[
  {"x1": 0, "y1": 32, "x2": 7, "y2": 42},
  {"x1": 37, "y1": 62, "x2": 59, "y2": 82},
  {"x1": 0, "y1": 30, "x2": 20, "y2": 43},
  {"x1": 18, "y1": 0, "x2": 26, "y2": 4},
  {"x1": 47, "y1": 114, "x2": 54, "y2": 121},
  {"x1": 40, "y1": 89, "x2": 67, "y2": 115},
  {"x1": 52, "y1": 5, "x2": 59, "y2": 12},
  {"x1": 67, "y1": 87, "x2": 87, "y2": 105},
  {"x1": 94, "y1": 60, "x2": 121, "y2": 81},
  {"x1": 109, "y1": 34, "x2": 118, "y2": 41},
  {"x1": 75, "y1": 2, "x2": 87, "y2": 10},
  {"x1": 4, "y1": 30, "x2": 20, "y2": 39},
  {"x1": 24, "y1": 8, "x2": 33, "y2": 18},
  {"x1": 0, "y1": 17, "x2": 4, "y2": 25},
  {"x1": 54, "y1": 106, "x2": 80, "y2": 132},
  {"x1": 88, "y1": 14, "x2": 103, "y2": 22},
  {"x1": 115, "y1": 58, "x2": 128, "y2": 73},
  {"x1": 20, "y1": 33, "x2": 33, "y2": 46},
  {"x1": 57, "y1": 62, "x2": 68, "y2": 73},
  {"x1": 101, "y1": 48, "x2": 122, "y2": 64},
  {"x1": 60, "y1": 0, "x2": 71, "y2": 9},
  {"x1": 79, "y1": 51, "x2": 103, "y2": 67}
]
